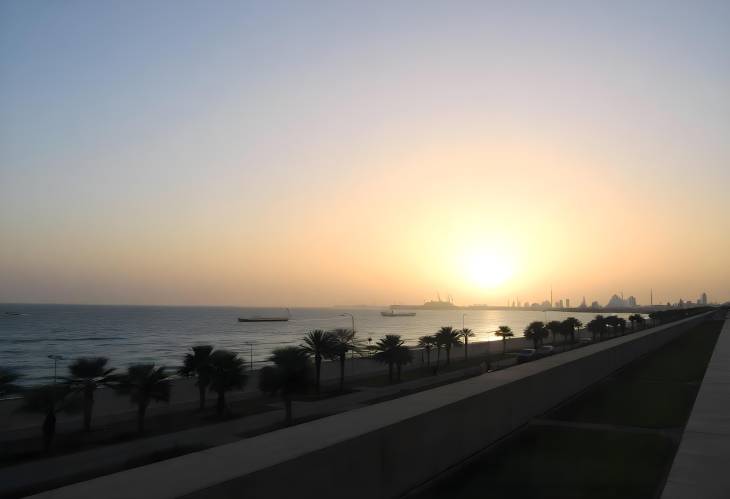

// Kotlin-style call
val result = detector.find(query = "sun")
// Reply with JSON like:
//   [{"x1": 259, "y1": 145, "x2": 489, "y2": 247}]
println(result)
[{"x1": 462, "y1": 250, "x2": 514, "y2": 289}]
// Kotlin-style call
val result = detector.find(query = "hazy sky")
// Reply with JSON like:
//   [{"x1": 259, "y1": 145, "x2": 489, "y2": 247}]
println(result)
[{"x1": 1, "y1": 1, "x2": 729, "y2": 307}]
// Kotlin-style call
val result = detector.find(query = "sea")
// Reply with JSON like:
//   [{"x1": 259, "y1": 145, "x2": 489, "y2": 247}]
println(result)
[{"x1": 0, "y1": 304, "x2": 632, "y2": 386}]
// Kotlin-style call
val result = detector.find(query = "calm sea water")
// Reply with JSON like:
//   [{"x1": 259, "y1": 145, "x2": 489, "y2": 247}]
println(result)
[{"x1": 0, "y1": 304, "x2": 630, "y2": 385}]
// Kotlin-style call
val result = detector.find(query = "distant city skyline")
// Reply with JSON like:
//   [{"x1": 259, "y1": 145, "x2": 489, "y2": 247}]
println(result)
[{"x1": 1, "y1": 1, "x2": 729, "y2": 307}]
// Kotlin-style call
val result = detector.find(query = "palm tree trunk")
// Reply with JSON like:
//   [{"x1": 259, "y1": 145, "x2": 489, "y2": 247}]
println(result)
[
  {"x1": 426, "y1": 349, "x2": 431, "y2": 368},
  {"x1": 503, "y1": 338, "x2": 507, "y2": 355},
  {"x1": 446, "y1": 347, "x2": 451, "y2": 366},
  {"x1": 83, "y1": 387, "x2": 94, "y2": 432},
  {"x1": 397, "y1": 364, "x2": 402, "y2": 382},
  {"x1": 198, "y1": 383, "x2": 206, "y2": 411},
  {"x1": 284, "y1": 395, "x2": 292, "y2": 425},
  {"x1": 388, "y1": 363, "x2": 394, "y2": 383},
  {"x1": 314, "y1": 354, "x2": 322, "y2": 393},
  {"x1": 42, "y1": 411, "x2": 56, "y2": 452},
  {"x1": 217, "y1": 390, "x2": 226, "y2": 416},
  {"x1": 465, "y1": 338, "x2": 469, "y2": 361},
  {"x1": 339, "y1": 354, "x2": 346, "y2": 392},
  {"x1": 137, "y1": 403, "x2": 147, "y2": 433}
]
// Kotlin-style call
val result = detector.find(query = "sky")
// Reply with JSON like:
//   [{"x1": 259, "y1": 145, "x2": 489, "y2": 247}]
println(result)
[{"x1": 1, "y1": 0, "x2": 729, "y2": 307}]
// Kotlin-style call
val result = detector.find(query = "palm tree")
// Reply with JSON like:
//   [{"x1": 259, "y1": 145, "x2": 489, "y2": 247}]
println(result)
[
  {"x1": 301, "y1": 330, "x2": 335, "y2": 393},
  {"x1": 587, "y1": 316, "x2": 607, "y2": 341},
  {"x1": 259, "y1": 346, "x2": 309, "y2": 425},
  {"x1": 373, "y1": 335, "x2": 406, "y2": 383},
  {"x1": 494, "y1": 326, "x2": 513, "y2": 355},
  {"x1": 393, "y1": 345, "x2": 413, "y2": 382},
  {"x1": 22, "y1": 384, "x2": 79, "y2": 451},
  {"x1": 561, "y1": 317, "x2": 582, "y2": 344},
  {"x1": 418, "y1": 336, "x2": 437, "y2": 368},
  {"x1": 523, "y1": 321, "x2": 548, "y2": 349},
  {"x1": 546, "y1": 321, "x2": 563, "y2": 345},
  {"x1": 178, "y1": 345, "x2": 213, "y2": 411},
  {"x1": 648, "y1": 311, "x2": 661, "y2": 327},
  {"x1": 435, "y1": 327, "x2": 462, "y2": 366},
  {"x1": 0, "y1": 367, "x2": 21, "y2": 398},
  {"x1": 207, "y1": 350, "x2": 247, "y2": 417},
  {"x1": 616, "y1": 317, "x2": 627, "y2": 335},
  {"x1": 116, "y1": 364, "x2": 171, "y2": 433},
  {"x1": 329, "y1": 328, "x2": 362, "y2": 391},
  {"x1": 628, "y1": 313, "x2": 645, "y2": 331},
  {"x1": 66, "y1": 357, "x2": 116, "y2": 432},
  {"x1": 458, "y1": 328, "x2": 475, "y2": 361}
]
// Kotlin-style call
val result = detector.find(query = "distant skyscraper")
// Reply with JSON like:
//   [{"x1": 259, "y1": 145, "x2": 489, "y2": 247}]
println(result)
[
  {"x1": 607, "y1": 294, "x2": 625, "y2": 308},
  {"x1": 700, "y1": 292, "x2": 708, "y2": 305},
  {"x1": 566, "y1": 298, "x2": 570, "y2": 308},
  {"x1": 627, "y1": 296, "x2": 637, "y2": 307}
]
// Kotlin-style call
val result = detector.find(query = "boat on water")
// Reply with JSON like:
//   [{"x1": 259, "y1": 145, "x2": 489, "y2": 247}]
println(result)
[
  {"x1": 238, "y1": 309, "x2": 291, "y2": 322},
  {"x1": 381, "y1": 310, "x2": 416, "y2": 317}
]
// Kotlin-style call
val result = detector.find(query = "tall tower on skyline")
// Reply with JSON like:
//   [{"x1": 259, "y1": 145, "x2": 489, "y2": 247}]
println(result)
[{"x1": 650, "y1": 288, "x2": 653, "y2": 306}]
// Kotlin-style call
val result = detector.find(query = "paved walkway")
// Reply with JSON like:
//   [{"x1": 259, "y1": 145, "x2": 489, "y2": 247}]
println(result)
[{"x1": 662, "y1": 310, "x2": 730, "y2": 499}]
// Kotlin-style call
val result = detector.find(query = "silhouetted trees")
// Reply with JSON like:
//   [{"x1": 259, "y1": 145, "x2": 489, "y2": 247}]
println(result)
[
  {"x1": 418, "y1": 335, "x2": 437, "y2": 368},
  {"x1": 495, "y1": 326, "x2": 513, "y2": 354},
  {"x1": 329, "y1": 328, "x2": 362, "y2": 391},
  {"x1": 546, "y1": 321, "x2": 563, "y2": 345},
  {"x1": 587, "y1": 316, "x2": 607, "y2": 341},
  {"x1": 628, "y1": 313, "x2": 645, "y2": 331},
  {"x1": 208, "y1": 350, "x2": 247, "y2": 417},
  {"x1": 459, "y1": 328, "x2": 475, "y2": 361},
  {"x1": 66, "y1": 357, "x2": 117, "y2": 432},
  {"x1": 178, "y1": 345, "x2": 213, "y2": 411},
  {"x1": 373, "y1": 335, "x2": 410, "y2": 383},
  {"x1": 435, "y1": 327, "x2": 462, "y2": 366},
  {"x1": 259, "y1": 347, "x2": 309, "y2": 425},
  {"x1": 301, "y1": 330, "x2": 335, "y2": 393},
  {"x1": 561, "y1": 317, "x2": 582, "y2": 344},
  {"x1": 22, "y1": 384, "x2": 79, "y2": 451},
  {"x1": 116, "y1": 364, "x2": 171, "y2": 433},
  {"x1": 523, "y1": 321, "x2": 548, "y2": 349}
]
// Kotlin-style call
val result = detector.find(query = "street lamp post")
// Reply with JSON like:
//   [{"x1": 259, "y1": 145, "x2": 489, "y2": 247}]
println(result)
[
  {"x1": 340, "y1": 313, "x2": 355, "y2": 332},
  {"x1": 47, "y1": 355, "x2": 64, "y2": 384},
  {"x1": 462, "y1": 313, "x2": 467, "y2": 330},
  {"x1": 244, "y1": 343, "x2": 254, "y2": 370}
]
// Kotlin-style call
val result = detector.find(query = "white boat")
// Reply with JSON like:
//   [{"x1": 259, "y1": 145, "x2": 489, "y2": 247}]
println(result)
[{"x1": 381, "y1": 310, "x2": 416, "y2": 317}]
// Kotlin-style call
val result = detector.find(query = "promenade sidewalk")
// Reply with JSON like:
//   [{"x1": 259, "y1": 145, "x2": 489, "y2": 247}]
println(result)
[{"x1": 661, "y1": 311, "x2": 730, "y2": 499}]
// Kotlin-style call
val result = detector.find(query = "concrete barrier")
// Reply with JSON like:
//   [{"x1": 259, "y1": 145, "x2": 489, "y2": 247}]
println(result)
[{"x1": 29, "y1": 313, "x2": 711, "y2": 499}]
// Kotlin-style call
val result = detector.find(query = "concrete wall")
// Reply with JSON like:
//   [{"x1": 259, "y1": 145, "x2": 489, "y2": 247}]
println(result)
[{"x1": 29, "y1": 313, "x2": 710, "y2": 499}]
